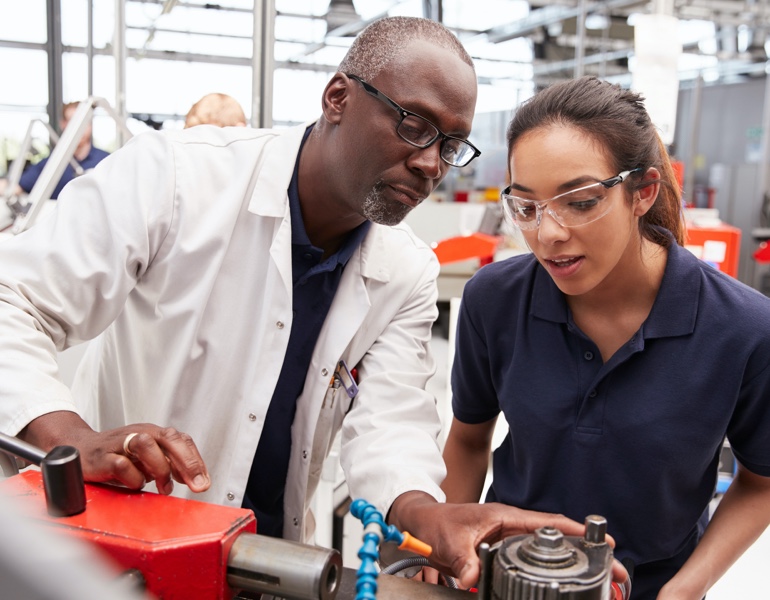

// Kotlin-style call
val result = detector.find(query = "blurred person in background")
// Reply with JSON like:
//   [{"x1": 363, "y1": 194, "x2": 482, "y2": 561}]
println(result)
[
  {"x1": 0, "y1": 101, "x2": 109, "y2": 200},
  {"x1": 184, "y1": 92, "x2": 247, "y2": 128}
]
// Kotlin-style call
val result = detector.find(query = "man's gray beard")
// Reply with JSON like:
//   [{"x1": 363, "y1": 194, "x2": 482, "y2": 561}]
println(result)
[{"x1": 361, "y1": 183, "x2": 414, "y2": 226}]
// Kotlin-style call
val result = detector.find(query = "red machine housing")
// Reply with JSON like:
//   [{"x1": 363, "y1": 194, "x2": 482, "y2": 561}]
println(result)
[{"x1": 0, "y1": 470, "x2": 256, "y2": 599}]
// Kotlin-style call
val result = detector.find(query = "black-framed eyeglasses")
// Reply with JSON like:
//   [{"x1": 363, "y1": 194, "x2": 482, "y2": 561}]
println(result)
[
  {"x1": 501, "y1": 169, "x2": 641, "y2": 230},
  {"x1": 346, "y1": 73, "x2": 481, "y2": 168}
]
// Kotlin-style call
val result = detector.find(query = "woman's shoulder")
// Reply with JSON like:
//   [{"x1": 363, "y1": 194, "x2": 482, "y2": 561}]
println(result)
[
  {"x1": 461, "y1": 252, "x2": 540, "y2": 312},
  {"x1": 467, "y1": 252, "x2": 538, "y2": 289}
]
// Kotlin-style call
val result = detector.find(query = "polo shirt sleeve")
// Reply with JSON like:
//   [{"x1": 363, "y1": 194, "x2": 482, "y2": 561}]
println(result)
[
  {"x1": 451, "y1": 273, "x2": 502, "y2": 425},
  {"x1": 728, "y1": 353, "x2": 770, "y2": 477},
  {"x1": 18, "y1": 159, "x2": 46, "y2": 193}
]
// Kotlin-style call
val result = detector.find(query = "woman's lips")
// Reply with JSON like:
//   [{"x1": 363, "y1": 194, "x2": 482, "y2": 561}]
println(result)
[{"x1": 544, "y1": 255, "x2": 584, "y2": 277}]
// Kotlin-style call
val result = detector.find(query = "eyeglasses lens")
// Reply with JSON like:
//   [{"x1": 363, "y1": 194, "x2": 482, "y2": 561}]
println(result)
[
  {"x1": 396, "y1": 115, "x2": 476, "y2": 168},
  {"x1": 398, "y1": 115, "x2": 437, "y2": 146},
  {"x1": 504, "y1": 182, "x2": 613, "y2": 230}
]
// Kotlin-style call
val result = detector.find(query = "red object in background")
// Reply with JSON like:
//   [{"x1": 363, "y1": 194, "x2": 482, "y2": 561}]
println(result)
[
  {"x1": 754, "y1": 241, "x2": 770, "y2": 264},
  {"x1": 431, "y1": 232, "x2": 502, "y2": 266},
  {"x1": 1, "y1": 470, "x2": 255, "y2": 599},
  {"x1": 454, "y1": 191, "x2": 469, "y2": 202},
  {"x1": 685, "y1": 223, "x2": 741, "y2": 278}
]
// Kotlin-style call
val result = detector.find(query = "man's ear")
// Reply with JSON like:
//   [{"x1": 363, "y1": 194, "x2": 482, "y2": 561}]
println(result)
[
  {"x1": 634, "y1": 167, "x2": 662, "y2": 217},
  {"x1": 321, "y1": 73, "x2": 351, "y2": 125}
]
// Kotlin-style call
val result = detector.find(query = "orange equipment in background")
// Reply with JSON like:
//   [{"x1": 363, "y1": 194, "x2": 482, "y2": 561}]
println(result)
[
  {"x1": 431, "y1": 232, "x2": 502, "y2": 267},
  {"x1": 685, "y1": 222, "x2": 741, "y2": 278}
]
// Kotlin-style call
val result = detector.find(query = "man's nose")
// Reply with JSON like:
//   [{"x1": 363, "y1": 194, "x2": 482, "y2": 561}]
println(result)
[{"x1": 408, "y1": 142, "x2": 443, "y2": 180}]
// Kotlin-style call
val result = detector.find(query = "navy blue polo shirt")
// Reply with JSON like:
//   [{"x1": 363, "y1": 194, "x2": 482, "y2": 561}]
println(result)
[
  {"x1": 452, "y1": 230, "x2": 770, "y2": 598},
  {"x1": 19, "y1": 146, "x2": 110, "y2": 199},
  {"x1": 242, "y1": 128, "x2": 370, "y2": 537}
]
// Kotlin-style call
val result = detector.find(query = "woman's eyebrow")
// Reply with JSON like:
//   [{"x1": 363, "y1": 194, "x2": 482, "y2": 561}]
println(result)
[{"x1": 509, "y1": 175, "x2": 601, "y2": 195}]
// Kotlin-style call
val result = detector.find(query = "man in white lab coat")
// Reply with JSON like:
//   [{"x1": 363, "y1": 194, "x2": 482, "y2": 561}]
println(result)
[{"x1": 0, "y1": 16, "x2": 584, "y2": 588}]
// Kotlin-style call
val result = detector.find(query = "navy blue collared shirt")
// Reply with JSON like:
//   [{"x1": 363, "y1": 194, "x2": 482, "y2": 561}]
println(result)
[
  {"x1": 452, "y1": 230, "x2": 770, "y2": 598},
  {"x1": 19, "y1": 146, "x2": 110, "y2": 199},
  {"x1": 243, "y1": 127, "x2": 370, "y2": 537}
]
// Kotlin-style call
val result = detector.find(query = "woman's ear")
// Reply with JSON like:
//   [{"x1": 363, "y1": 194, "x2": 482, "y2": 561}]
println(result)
[
  {"x1": 321, "y1": 73, "x2": 351, "y2": 125},
  {"x1": 634, "y1": 167, "x2": 661, "y2": 217}
]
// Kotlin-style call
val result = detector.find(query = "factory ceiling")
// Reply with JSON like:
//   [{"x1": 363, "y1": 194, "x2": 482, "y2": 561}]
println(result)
[
  {"x1": 2, "y1": 0, "x2": 769, "y2": 123},
  {"x1": 275, "y1": 0, "x2": 770, "y2": 85},
  {"x1": 133, "y1": 0, "x2": 770, "y2": 89}
]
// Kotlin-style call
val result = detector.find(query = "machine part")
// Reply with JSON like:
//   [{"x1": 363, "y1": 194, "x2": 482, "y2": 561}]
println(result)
[
  {"x1": 227, "y1": 532, "x2": 342, "y2": 600},
  {"x1": 0, "y1": 431, "x2": 85, "y2": 516},
  {"x1": 380, "y1": 556, "x2": 460, "y2": 589},
  {"x1": 488, "y1": 515, "x2": 625, "y2": 600},
  {"x1": 336, "y1": 567, "x2": 474, "y2": 599},
  {"x1": 0, "y1": 470, "x2": 343, "y2": 599}
]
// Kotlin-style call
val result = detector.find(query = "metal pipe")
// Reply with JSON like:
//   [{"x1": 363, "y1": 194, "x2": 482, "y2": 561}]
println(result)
[
  {"x1": 251, "y1": 0, "x2": 275, "y2": 128},
  {"x1": 0, "y1": 432, "x2": 46, "y2": 465},
  {"x1": 114, "y1": 0, "x2": 128, "y2": 146},
  {"x1": 87, "y1": 0, "x2": 94, "y2": 96},
  {"x1": 46, "y1": 0, "x2": 64, "y2": 133},
  {"x1": 574, "y1": 0, "x2": 588, "y2": 78},
  {"x1": 227, "y1": 533, "x2": 342, "y2": 600},
  {"x1": 684, "y1": 74, "x2": 703, "y2": 208},
  {"x1": 756, "y1": 62, "x2": 770, "y2": 222}
]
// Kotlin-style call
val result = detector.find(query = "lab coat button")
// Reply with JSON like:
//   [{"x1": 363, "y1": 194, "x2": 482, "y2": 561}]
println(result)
[
  {"x1": 302, "y1": 449, "x2": 308, "y2": 459},
  {"x1": 227, "y1": 492, "x2": 235, "y2": 501},
  {"x1": 321, "y1": 367, "x2": 329, "y2": 377},
  {"x1": 276, "y1": 321, "x2": 284, "y2": 329},
  {"x1": 248, "y1": 413, "x2": 256, "y2": 421},
  {"x1": 293, "y1": 517, "x2": 299, "y2": 526},
  {"x1": 584, "y1": 351, "x2": 594, "y2": 361}
]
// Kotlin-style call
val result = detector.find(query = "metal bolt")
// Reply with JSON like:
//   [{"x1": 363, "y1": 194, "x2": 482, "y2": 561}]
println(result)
[
  {"x1": 584, "y1": 515, "x2": 608, "y2": 544},
  {"x1": 534, "y1": 526, "x2": 564, "y2": 549}
]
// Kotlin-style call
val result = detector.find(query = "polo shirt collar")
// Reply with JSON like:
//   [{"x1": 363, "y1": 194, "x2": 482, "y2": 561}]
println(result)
[{"x1": 531, "y1": 227, "x2": 699, "y2": 340}]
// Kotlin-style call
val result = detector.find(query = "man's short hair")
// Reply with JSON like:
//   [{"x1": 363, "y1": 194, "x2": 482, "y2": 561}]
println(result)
[{"x1": 338, "y1": 16, "x2": 474, "y2": 82}]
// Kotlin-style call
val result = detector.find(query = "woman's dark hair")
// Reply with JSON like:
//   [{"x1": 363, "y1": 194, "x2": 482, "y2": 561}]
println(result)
[{"x1": 506, "y1": 76, "x2": 684, "y2": 246}]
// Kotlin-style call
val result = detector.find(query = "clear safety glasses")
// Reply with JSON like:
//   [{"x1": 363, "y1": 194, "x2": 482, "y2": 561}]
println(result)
[{"x1": 501, "y1": 169, "x2": 640, "y2": 231}]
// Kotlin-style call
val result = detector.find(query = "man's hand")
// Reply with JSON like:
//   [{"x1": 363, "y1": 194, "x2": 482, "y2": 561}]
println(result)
[
  {"x1": 19, "y1": 411, "x2": 210, "y2": 495},
  {"x1": 388, "y1": 491, "x2": 624, "y2": 590}
]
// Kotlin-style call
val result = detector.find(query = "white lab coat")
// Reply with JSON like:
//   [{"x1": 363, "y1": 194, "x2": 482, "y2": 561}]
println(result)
[{"x1": 0, "y1": 123, "x2": 446, "y2": 541}]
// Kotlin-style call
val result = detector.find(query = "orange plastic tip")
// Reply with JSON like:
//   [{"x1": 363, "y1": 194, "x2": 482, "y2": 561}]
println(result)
[{"x1": 398, "y1": 531, "x2": 432, "y2": 557}]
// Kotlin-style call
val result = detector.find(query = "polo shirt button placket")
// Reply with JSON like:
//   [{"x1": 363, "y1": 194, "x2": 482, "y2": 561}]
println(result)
[{"x1": 584, "y1": 351, "x2": 594, "y2": 361}]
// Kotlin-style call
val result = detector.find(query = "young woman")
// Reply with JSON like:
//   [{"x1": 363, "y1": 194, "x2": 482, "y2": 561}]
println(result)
[{"x1": 442, "y1": 76, "x2": 770, "y2": 599}]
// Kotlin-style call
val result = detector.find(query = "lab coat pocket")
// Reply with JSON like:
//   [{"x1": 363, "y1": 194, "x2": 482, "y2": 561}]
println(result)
[{"x1": 307, "y1": 382, "x2": 345, "y2": 494}]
